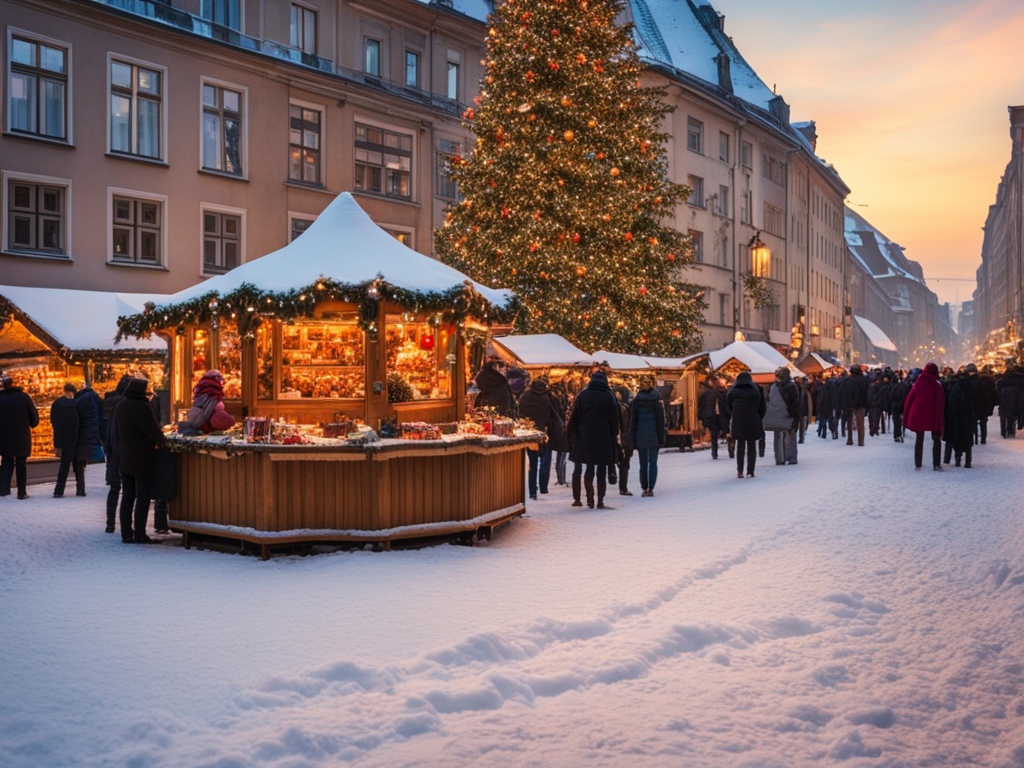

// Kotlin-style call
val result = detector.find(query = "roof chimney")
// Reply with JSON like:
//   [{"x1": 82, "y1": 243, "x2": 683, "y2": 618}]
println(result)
[
  {"x1": 715, "y1": 52, "x2": 733, "y2": 94},
  {"x1": 697, "y1": 6, "x2": 725, "y2": 32},
  {"x1": 769, "y1": 95, "x2": 790, "y2": 126},
  {"x1": 795, "y1": 121, "x2": 817, "y2": 152}
]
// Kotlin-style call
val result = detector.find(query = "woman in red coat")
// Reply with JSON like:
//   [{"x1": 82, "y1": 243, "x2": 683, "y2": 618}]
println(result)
[{"x1": 903, "y1": 362, "x2": 945, "y2": 471}]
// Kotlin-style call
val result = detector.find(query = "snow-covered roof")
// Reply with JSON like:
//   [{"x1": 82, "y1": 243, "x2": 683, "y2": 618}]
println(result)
[
  {"x1": 844, "y1": 206, "x2": 925, "y2": 287},
  {"x1": 854, "y1": 315, "x2": 898, "y2": 353},
  {"x1": 591, "y1": 350, "x2": 652, "y2": 371},
  {"x1": 0, "y1": 285, "x2": 168, "y2": 356},
  {"x1": 708, "y1": 340, "x2": 804, "y2": 378},
  {"x1": 490, "y1": 334, "x2": 591, "y2": 367},
  {"x1": 643, "y1": 352, "x2": 706, "y2": 369},
  {"x1": 165, "y1": 192, "x2": 513, "y2": 309},
  {"x1": 797, "y1": 352, "x2": 836, "y2": 374}
]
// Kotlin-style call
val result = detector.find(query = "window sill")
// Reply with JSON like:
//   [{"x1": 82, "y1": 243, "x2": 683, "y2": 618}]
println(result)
[
  {"x1": 284, "y1": 180, "x2": 329, "y2": 193},
  {"x1": 199, "y1": 168, "x2": 248, "y2": 182},
  {"x1": 1, "y1": 249, "x2": 72, "y2": 262},
  {"x1": 106, "y1": 259, "x2": 168, "y2": 271},
  {"x1": 2, "y1": 131, "x2": 74, "y2": 148},
  {"x1": 105, "y1": 152, "x2": 169, "y2": 167},
  {"x1": 351, "y1": 190, "x2": 418, "y2": 208}
]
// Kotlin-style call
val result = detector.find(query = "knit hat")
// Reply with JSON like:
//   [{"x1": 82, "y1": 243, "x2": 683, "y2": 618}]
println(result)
[
  {"x1": 923, "y1": 362, "x2": 939, "y2": 377},
  {"x1": 735, "y1": 371, "x2": 753, "y2": 385},
  {"x1": 115, "y1": 374, "x2": 133, "y2": 395},
  {"x1": 125, "y1": 378, "x2": 149, "y2": 397}
]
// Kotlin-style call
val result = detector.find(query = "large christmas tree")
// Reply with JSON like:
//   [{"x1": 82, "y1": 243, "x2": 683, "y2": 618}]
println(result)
[{"x1": 435, "y1": 0, "x2": 705, "y2": 356}]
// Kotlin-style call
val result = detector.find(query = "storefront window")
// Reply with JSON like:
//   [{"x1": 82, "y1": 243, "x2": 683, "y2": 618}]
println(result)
[
  {"x1": 280, "y1": 317, "x2": 364, "y2": 398},
  {"x1": 256, "y1": 323, "x2": 273, "y2": 400},
  {"x1": 218, "y1": 328, "x2": 242, "y2": 398},
  {"x1": 191, "y1": 328, "x2": 209, "y2": 388},
  {"x1": 385, "y1": 314, "x2": 452, "y2": 400}
]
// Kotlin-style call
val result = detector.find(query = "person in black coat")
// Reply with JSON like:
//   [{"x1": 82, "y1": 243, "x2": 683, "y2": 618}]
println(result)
[
  {"x1": 474, "y1": 359, "x2": 516, "y2": 417},
  {"x1": 566, "y1": 370, "x2": 619, "y2": 508},
  {"x1": 945, "y1": 370, "x2": 977, "y2": 467},
  {"x1": 697, "y1": 377, "x2": 730, "y2": 459},
  {"x1": 549, "y1": 380, "x2": 571, "y2": 486},
  {"x1": 974, "y1": 364, "x2": 997, "y2": 444},
  {"x1": 628, "y1": 375, "x2": 667, "y2": 497},
  {"x1": 51, "y1": 383, "x2": 82, "y2": 497},
  {"x1": 840, "y1": 364, "x2": 870, "y2": 446},
  {"x1": 73, "y1": 384, "x2": 103, "y2": 496},
  {"x1": 518, "y1": 377, "x2": 563, "y2": 499},
  {"x1": 114, "y1": 378, "x2": 166, "y2": 543},
  {"x1": 726, "y1": 371, "x2": 766, "y2": 478},
  {"x1": 0, "y1": 374, "x2": 40, "y2": 499},
  {"x1": 102, "y1": 375, "x2": 132, "y2": 533}
]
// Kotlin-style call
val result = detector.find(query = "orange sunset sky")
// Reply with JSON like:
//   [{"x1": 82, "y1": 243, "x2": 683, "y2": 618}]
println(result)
[{"x1": 710, "y1": 0, "x2": 1024, "y2": 306}]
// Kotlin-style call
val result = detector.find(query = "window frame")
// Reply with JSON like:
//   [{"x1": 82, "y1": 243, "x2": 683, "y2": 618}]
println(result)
[
  {"x1": 718, "y1": 130, "x2": 730, "y2": 162},
  {"x1": 717, "y1": 184, "x2": 729, "y2": 217},
  {"x1": 382, "y1": 226, "x2": 414, "y2": 248},
  {"x1": 446, "y1": 60, "x2": 460, "y2": 101},
  {"x1": 435, "y1": 136, "x2": 461, "y2": 201},
  {"x1": 405, "y1": 50, "x2": 420, "y2": 89},
  {"x1": 200, "y1": 78, "x2": 246, "y2": 177},
  {"x1": 288, "y1": 100, "x2": 323, "y2": 186},
  {"x1": 6, "y1": 29, "x2": 71, "y2": 143},
  {"x1": 200, "y1": 203, "x2": 245, "y2": 276},
  {"x1": 689, "y1": 229, "x2": 704, "y2": 263},
  {"x1": 741, "y1": 140, "x2": 753, "y2": 169},
  {"x1": 686, "y1": 174, "x2": 705, "y2": 208},
  {"x1": 289, "y1": 3, "x2": 317, "y2": 55},
  {"x1": 354, "y1": 121, "x2": 413, "y2": 200},
  {"x1": 107, "y1": 53, "x2": 165, "y2": 161},
  {"x1": 686, "y1": 117, "x2": 703, "y2": 154},
  {"x1": 364, "y1": 38, "x2": 381, "y2": 76},
  {"x1": 288, "y1": 212, "x2": 315, "y2": 242},
  {"x1": 108, "y1": 187, "x2": 167, "y2": 267},
  {"x1": 2, "y1": 170, "x2": 71, "y2": 258}
]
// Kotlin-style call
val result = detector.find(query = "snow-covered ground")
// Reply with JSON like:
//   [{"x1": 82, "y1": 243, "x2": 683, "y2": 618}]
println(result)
[{"x1": 3, "y1": 429, "x2": 1024, "y2": 767}]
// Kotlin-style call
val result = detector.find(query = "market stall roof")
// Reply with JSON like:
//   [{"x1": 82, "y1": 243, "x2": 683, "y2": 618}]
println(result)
[
  {"x1": 591, "y1": 350, "x2": 652, "y2": 371},
  {"x1": 707, "y1": 340, "x2": 805, "y2": 379},
  {"x1": 643, "y1": 352, "x2": 705, "y2": 369},
  {"x1": 489, "y1": 334, "x2": 591, "y2": 367},
  {"x1": 164, "y1": 192, "x2": 514, "y2": 309},
  {"x1": 1, "y1": 285, "x2": 168, "y2": 357},
  {"x1": 797, "y1": 352, "x2": 837, "y2": 374},
  {"x1": 854, "y1": 315, "x2": 898, "y2": 353}
]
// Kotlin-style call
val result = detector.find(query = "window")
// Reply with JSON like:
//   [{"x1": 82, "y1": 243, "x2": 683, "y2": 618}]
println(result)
[
  {"x1": 447, "y1": 61, "x2": 460, "y2": 100},
  {"x1": 202, "y1": 82, "x2": 243, "y2": 175},
  {"x1": 764, "y1": 203, "x2": 785, "y2": 237},
  {"x1": 8, "y1": 34, "x2": 68, "y2": 141},
  {"x1": 719, "y1": 294, "x2": 729, "y2": 326},
  {"x1": 405, "y1": 51, "x2": 420, "y2": 89},
  {"x1": 719, "y1": 131, "x2": 730, "y2": 162},
  {"x1": 717, "y1": 185, "x2": 729, "y2": 217},
  {"x1": 5, "y1": 176, "x2": 67, "y2": 255},
  {"x1": 290, "y1": 4, "x2": 317, "y2": 54},
  {"x1": 111, "y1": 193, "x2": 163, "y2": 265},
  {"x1": 201, "y1": 0, "x2": 240, "y2": 29},
  {"x1": 383, "y1": 227, "x2": 412, "y2": 247},
  {"x1": 689, "y1": 230, "x2": 704, "y2": 263},
  {"x1": 355, "y1": 123, "x2": 412, "y2": 199},
  {"x1": 764, "y1": 153, "x2": 785, "y2": 186},
  {"x1": 740, "y1": 173, "x2": 751, "y2": 224},
  {"x1": 741, "y1": 140, "x2": 753, "y2": 169},
  {"x1": 289, "y1": 104, "x2": 321, "y2": 185},
  {"x1": 203, "y1": 209, "x2": 241, "y2": 274},
  {"x1": 290, "y1": 216, "x2": 313, "y2": 241},
  {"x1": 720, "y1": 234, "x2": 729, "y2": 268},
  {"x1": 435, "y1": 137, "x2": 461, "y2": 200},
  {"x1": 687, "y1": 117, "x2": 703, "y2": 153},
  {"x1": 686, "y1": 174, "x2": 704, "y2": 207},
  {"x1": 110, "y1": 58, "x2": 162, "y2": 159},
  {"x1": 364, "y1": 39, "x2": 381, "y2": 76}
]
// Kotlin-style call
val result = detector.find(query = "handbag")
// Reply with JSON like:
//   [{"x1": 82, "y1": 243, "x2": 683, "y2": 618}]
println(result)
[{"x1": 88, "y1": 443, "x2": 105, "y2": 464}]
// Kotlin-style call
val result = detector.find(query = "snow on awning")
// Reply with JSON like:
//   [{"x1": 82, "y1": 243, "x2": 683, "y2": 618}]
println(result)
[
  {"x1": 591, "y1": 349, "x2": 652, "y2": 371},
  {"x1": 642, "y1": 352, "x2": 705, "y2": 369},
  {"x1": 489, "y1": 334, "x2": 591, "y2": 367},
  {"x1": 767, "y1": 329, "x2": 792, "y2": 346},
  {"x1": 708, "y1": 340, "x2": 804, "y2": 379},
  {"x1": 797, "y1": 352, "x2": 836, "y2": 374},
  {"x1": 854, "y1": 315, "x2": 898, "y2": 352},
  {"x1": 1, "y1": 285, "x2": 169, "y2": 356}
]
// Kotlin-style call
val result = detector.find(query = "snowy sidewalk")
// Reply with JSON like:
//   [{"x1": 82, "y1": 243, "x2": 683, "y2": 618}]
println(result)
[{"x1": 2, "y1": 432, "x2": 1024, "y2": 767}]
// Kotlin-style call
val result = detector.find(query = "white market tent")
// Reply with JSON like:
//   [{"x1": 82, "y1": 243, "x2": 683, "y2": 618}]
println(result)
[
  {"x1": 162, "y1": 192, "x2": 513, "y2": 309},
  {"x1": 797, "y1": 351, "x2": 837, "y2": 374},
  {"x1": 0, "y1": 284, "x2": 168, "y2": 357},
  {"x1": 489, "y1": 334, "x2": 590, "y2": 367},
  {"x1": 854, "y1": 315, "x2": 898, "y2": 353},
  {"x1": 591, "y1": 349, "x2": 652, "y2": 371},
  {"x1": 707, "y1": 340, "x2": 805, "y2": 382}
]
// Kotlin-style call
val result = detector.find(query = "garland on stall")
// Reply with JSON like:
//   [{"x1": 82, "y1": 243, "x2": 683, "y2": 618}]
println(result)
[{"x1": 115, "y1": 276, "x2": 518, "y2": 341}]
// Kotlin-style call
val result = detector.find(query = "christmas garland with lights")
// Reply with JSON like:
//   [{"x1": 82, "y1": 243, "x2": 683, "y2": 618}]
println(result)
[{"x1": 115, "y1": 277, "x2": 519, "y2": 341}]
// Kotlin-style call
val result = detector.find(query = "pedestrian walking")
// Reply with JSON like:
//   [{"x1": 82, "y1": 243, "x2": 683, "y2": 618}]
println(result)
[
  {"x1": 114, "y1": 378, "x2": 167, "y2": 543},
  {"x1": 903, "y1": 361, "x2": 945, "y2": 471},
  {"x1": 0, "y1": 373, "x2": 40, "y2": 499},
  {"x1": 50, "y1": 383, "x2": 82, "y2": 497},
  {"x1": 628, "y1": 374, "x2": 666, "y2": 497},
  {"x1": 566, "y1": 370, "x2": 619, "y2": 509},
  {"x1": 726, "y1": 371, "x2": 765, "y2": 478},
  {"x1": 764, "y1": 367, "x2": 799, "y2": 466}
]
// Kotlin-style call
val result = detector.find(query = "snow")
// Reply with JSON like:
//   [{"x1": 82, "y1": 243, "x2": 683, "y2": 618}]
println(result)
[
  {"x1": 854, "y1": 315, "x2": 899, "y2": 353},
  {"x1": 163, "y1": 193, "x2": 514, "y2": 310},
  {"x1": 708, "y1": 340, "x2": 805, "y2": 379},
  {"x1": 0, "y1": 285, "x2": 169, "y2": 353},
  {"x1": 5, "y1": 432, "x2": 1024, "y2": 766},
  {"x1": 490, "y1": 334, "x2": 592, "y2": 367}
]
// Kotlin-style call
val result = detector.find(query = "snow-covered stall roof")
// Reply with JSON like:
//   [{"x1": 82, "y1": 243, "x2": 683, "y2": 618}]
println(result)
[
  {"x1": 0, "y1": 285, "x2": 168, "y2": 357},
  {"x1": 797, "y1": 352, "x2": 836, "y2": 374},
  {"x1": 854, "y1": 315, "x2": 898, "y2": 353},
  {"x1": 591, "y1": 350, "x2": 652, "y2": 371},
  {"x1": 165, "y1": 193, "x2": 513, "y2": 308},
  {"x1": 490, "y1": 334, "x2": 591, "y2": 367},
  {"x1": 708, "y1": 340, "x2": 804, "y2": 379},
  {"x1": 643, "y1": 352, "x2": 706, "y2": 369}
]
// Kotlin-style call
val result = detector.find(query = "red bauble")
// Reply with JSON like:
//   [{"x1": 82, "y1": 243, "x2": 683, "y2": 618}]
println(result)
[{"x1": 420, "y1": 334, "x2": 435, "y2": 351}]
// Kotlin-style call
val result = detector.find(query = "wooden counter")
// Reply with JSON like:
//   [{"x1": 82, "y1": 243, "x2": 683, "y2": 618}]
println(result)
[{"x1": 167, "y1": 433, "x2": 538, "y2": 558}]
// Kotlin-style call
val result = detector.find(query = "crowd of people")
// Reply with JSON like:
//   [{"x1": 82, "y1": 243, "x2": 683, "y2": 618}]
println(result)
[{"x1": 473, "y1": 355, "x2": 1024, "y2": 510}]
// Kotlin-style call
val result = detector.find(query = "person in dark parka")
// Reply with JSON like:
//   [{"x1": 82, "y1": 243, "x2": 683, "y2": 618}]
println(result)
[
  {"x1": 114, "y1": 378, "x2": 166, "y2": 543},
  {"x1": 697, "y1": 377, "x2": 730, "y2": 459},
  {"x1": 726, "y1": 371, "x2": 766, "y2": 478},
  {"x1": 0, "y1": 374, "x2": 40, "y2": 499},
  {"x1": 945, "y1": 370, "x2": 977, "y2": 468},
  {"x1": 518, "y1": 377, "x2": 563, "y2": 499},
  {"x1": 51, "y1": 383, "x2": 81, "y2": 497},
  {"x1": 628, "y1": 374, "x2": 666, "y2": 497},
  {"x1": 73, "y1": 384, "x2": 103, "y2": 495},
  {"x1": 473, "y1": 359, "x2": 516, "y2": 417},
  {"x1": 102, "y1": 374, "x2": 132, "y2": 533},
  {"x1": 975, "y1": 364, "x2": 997, "y2": 444},
  {"x1": 566, "y1": 370, "x2": 619, "y2": 508},
  {"x1": 840, "y1": 364, "x2": 870, "y2": 446}
]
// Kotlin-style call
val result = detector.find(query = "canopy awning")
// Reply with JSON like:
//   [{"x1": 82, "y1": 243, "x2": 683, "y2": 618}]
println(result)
[
  {"x1": 707, "y1": 340, "x2": 805, "y2": 382},
  {"x1": 591, "y1": 349, "x2": 651, "y2": 371},
  {"x1": 1, "y1": 285, "x2": 169, "y2": 358},
  {"x1": 854, "y1": 315, "x2": 898, "y2": 352},
  {"x1": 489, "y1": 334, "x2": 591, "y2": 367},
  {"x1": 797, "y1": 352, "x2": 836, "y2": 374}
]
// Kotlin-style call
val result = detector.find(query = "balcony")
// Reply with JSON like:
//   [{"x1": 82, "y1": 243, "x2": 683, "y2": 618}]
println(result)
[{"x1": 89, "y1": 0, "x2": 465, "y2": 116}]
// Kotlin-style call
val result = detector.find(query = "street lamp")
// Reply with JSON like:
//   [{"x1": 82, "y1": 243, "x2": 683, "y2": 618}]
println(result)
[{"x1": 748, "y1": 231, "x2": 770, "y2": 277}]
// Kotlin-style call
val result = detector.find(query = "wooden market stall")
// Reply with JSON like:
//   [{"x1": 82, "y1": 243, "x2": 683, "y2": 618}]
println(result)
[
  {"x1": 117, "y1": 193, "x2": 529, "y2": 555},
  {"x1": 0, "y1": 285, "x2": 168, "y2": 464}
]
